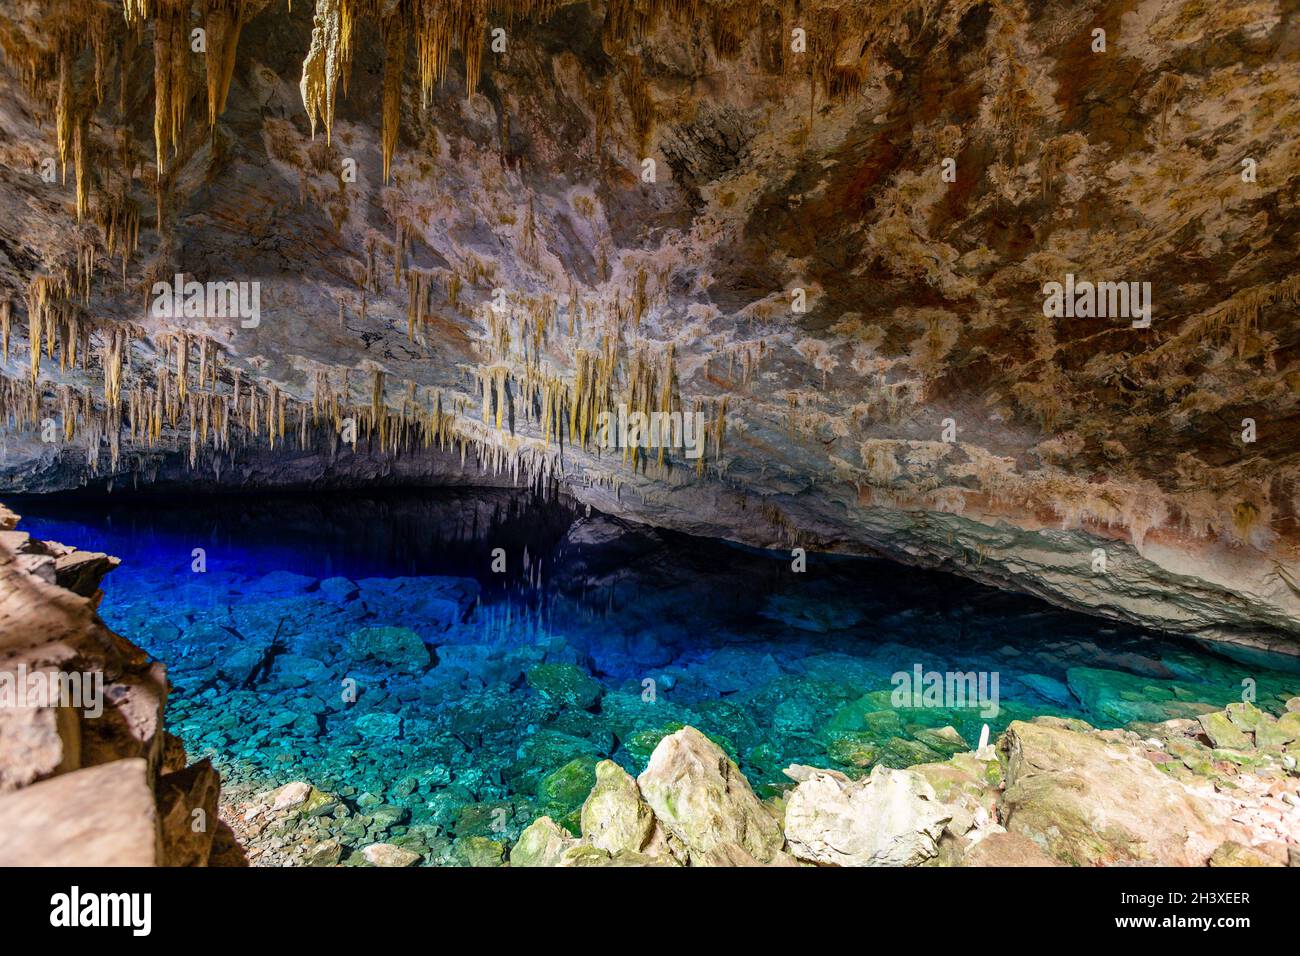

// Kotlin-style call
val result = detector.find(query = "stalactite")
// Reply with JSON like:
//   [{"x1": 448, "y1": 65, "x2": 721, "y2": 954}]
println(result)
[
  {"x1": 621, "y1": 55, "x2": 655, "y2": 157},
  {"x1": 381, "y1": 13, "x2": 406, "y2": 183},
  {"x1": 153, "y1": 0, "x2": 191, "y2": 176},
  {"x1": 0, "y1": 300, "x2": 10, "y2": 365},
  {"x1": 123, "y1": 0, "x2": 152, "y2": 28},
  {"x1": 300, "y1": 0, "x2": 347, "y2": 142},
  {"x1": 56, "y1": 50, "x2": 73, "y2": 185},
  {"x1": 205, "y1": 0, "x2": 247, "y2": 127}
]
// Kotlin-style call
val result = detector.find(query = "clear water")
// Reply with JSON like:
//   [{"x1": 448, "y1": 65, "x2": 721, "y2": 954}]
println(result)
[{"x1": 15, "y1": 489, "x2": 1300, "y2": 860}]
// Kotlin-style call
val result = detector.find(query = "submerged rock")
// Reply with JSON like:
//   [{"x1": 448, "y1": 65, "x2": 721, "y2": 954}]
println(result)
[
  {"x1": 346, "y1": 626, "x2": 431, "y2": 672},
  {"x1": 453, "y1": 836, "x2": 506, "y2": 867},
  {"x1": 525, "y1": 664, "x2": 603, "y2": 710}
]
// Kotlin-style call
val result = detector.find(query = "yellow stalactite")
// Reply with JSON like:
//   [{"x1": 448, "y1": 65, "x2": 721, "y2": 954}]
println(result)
[{"x1": 381, "y1": 14, "x2": 406, "y2": 183}]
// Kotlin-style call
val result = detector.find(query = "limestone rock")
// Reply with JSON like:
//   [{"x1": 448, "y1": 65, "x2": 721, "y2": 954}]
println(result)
[
  {"x1": 1000, "y1": 720, "x2": 1227, "y2": 866},
  {"x1": 581, "y1": 760, "x2": 655, "y2": 854},
  {"x1": 267, "y1": 781, "x2": 313, "y2": 811},
  {"x1": 525, "y1": 663, "x2": 602, "y2": 709},
  {"x1": 510, "y1": 816, "x2": 580, "y2": 867},
  {"x1": 960, "y1": 831, "x2": 1062, "y2": 867},
  {"x1": 454, "y1": 836, "x2": 506, "y2": 867},
  {"x1": 1208, "y1": 841, "x2": 1285, "y2": 867},
  {"x1": 692, "y1": 842, "x2": 802, "y2": 867},
  {"x1": 784, "y1": 765, "x2": 951, "y2": 867},
  {"x1": 1197, "y1": 710, "x2": 1253, "y2": 750},
  {"x1": 305, "y1": 838, "x2": 342, "y2": 867},
  {"x1": 0, "y1": 758, "x2": 159, "y2": 866},
  {"x1": 361, "y1": 842, "x2": 421, "y2": 867},
  {"x1": 637, "y1": 726, "x2": 784, "y2": 863},
  {"x1": 0, "y1": 698, "x2": 80, "y2": 792}
]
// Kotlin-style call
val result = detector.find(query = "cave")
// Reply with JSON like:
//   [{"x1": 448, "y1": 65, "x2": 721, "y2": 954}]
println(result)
[{"x1": 1, "y1": 0, "x2": 1298, "y2": 891}]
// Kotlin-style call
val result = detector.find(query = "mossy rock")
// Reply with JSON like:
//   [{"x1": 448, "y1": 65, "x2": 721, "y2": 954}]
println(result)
[
  {"x1": 455, "y1": 800, "x2": 522, "y2": 839},
  {"x1": 1198, "y1": 711, "x2": 1252, "y2": 750},
  {"x1": 503, "y1": 730, "x2": 601, "y2": 792},
  {"x1": 912, "y1": 726, "x2": 968, "y2": 757},
  {"x1": 526, "y1": 664, "x2": 603, "y2": 709},
  {"x1": 509, "y1": 816, "x2": 577, "y2": 867},
  {"x1": 825, "y1": 732, "x2": 878, "y2": 768},
  {"x1": 537, "y1": 756, "x2": 600, "y2": 812},
  {"x1": 453, "y1": 835, "x2": 506, "y2": 867},
  {"x1": 877, "y1": 736, "x2": 942, "y2": 768}
]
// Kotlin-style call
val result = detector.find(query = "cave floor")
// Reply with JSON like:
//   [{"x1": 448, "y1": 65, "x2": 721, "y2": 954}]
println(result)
[{"x1": 17, "y1": 488, "x2": 1300, "y2": 866}]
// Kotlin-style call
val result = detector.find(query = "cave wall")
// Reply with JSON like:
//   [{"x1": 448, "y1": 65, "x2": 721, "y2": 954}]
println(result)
[{"x1": 0, "y1": 0, "x2": 1297, "y2": 647}]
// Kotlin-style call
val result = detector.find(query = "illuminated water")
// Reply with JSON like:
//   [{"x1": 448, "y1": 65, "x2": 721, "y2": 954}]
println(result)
[{"x1": 15, "y1": 489, "x2": 1300, "y2": 864}]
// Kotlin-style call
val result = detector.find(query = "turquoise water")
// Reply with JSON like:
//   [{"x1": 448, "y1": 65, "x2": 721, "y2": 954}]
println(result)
[{"x1": 15, "y1": 489, "x2": 1300, "y2": 858}]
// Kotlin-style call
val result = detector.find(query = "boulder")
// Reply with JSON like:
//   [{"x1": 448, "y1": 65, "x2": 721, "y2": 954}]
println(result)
[
  {"x1": 319, "y1": 577, "x2": 359, "y2": 602},
  {"x1": 784, "y1": 765, "x2": 951, "y2": 867},
  {"x1": 0, "y1": 697, "x2": 80, "y2": 791},
  {"x1": 637, "y1": 726, "x2": 784, "y2": 863},
  {"x1": 1000, "y1": 719, "x2": 1228, "y2": 866},
  {"x1": 346, "y1": 626, "x2": 431, "y2": 672},
  {"x1": 305, "y1": 838, "x2": 342, "y2": 866},
  {"x1": 692, "y1": 842, "x2": 802, "y2": 867},
  {"x1": 355, "y1": 711, "x2": 402, "y2": 739},
  {"x1": 510, "y1": 816, "x2": 579, "y2": 867},
  {"x1": 581, "y1": 760, "x2": 655, "y2": 854},
  {"x1": 454, "y1": 835, "x2": 506, "y2": 867},
  {"x1": 1208, "y1": 841, "x2": 1285, "y2": 867},
  {"x1": 266, "y1": 781, "x2": 313, "y2": 811},
  {"x1": 52, "y1": 550, "x2": 119, "y2": 597},
  {"x1": 1197, "y1": 710, "x2": 1252, "y2": 750},
  {"x1": 537, "y1": 756, "x2": 599, "y2": 821},
  {"x1": 525, "y1": 663, "x2": 602, "y2": 709},
  {"x1": 0, "y1": 758, "x2": 159, "y2": 865}
]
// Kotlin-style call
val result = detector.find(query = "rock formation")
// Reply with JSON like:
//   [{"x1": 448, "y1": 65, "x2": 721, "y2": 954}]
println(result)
[
  {"x1": 512, "y1": 706, "x2": 1300, "y2": 867},
  {"x1": 0, "y1": 503, "x2": 234, "y2": 865}
]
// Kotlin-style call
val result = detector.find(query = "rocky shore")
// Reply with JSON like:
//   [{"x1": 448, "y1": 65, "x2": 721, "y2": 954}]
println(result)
[
  {"x1": 0, "y1": 503, "x2": 239, "y2": 866},
  {"x1": 222, "y1": 701, "x2": 1300, "y2": 868},
  {"x1": 503, "y1": 709, "x2": 1300, "y2": 868}
]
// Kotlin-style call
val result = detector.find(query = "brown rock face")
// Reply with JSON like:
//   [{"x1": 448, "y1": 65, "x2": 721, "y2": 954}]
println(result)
[
  {"x1": 0, "y1": 758, "x2": 161, "y2": 867},
  {"x1": 0, "y1": 507, "x2": 225, "y2": 865},
  {"x1": 0, "y1": 2, "x2": 1296, "y2": 647}
]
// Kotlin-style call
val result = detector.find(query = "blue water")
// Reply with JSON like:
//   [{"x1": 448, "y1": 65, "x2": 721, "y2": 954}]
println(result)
[{"x1": 14, "y1": 489, "x2": 1300, "y2": 863}]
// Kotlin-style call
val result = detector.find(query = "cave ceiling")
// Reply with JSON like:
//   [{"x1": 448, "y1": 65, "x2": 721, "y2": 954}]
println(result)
[{"x1": 0, "y1": 0, "x2": 1298, "y2": 643}]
